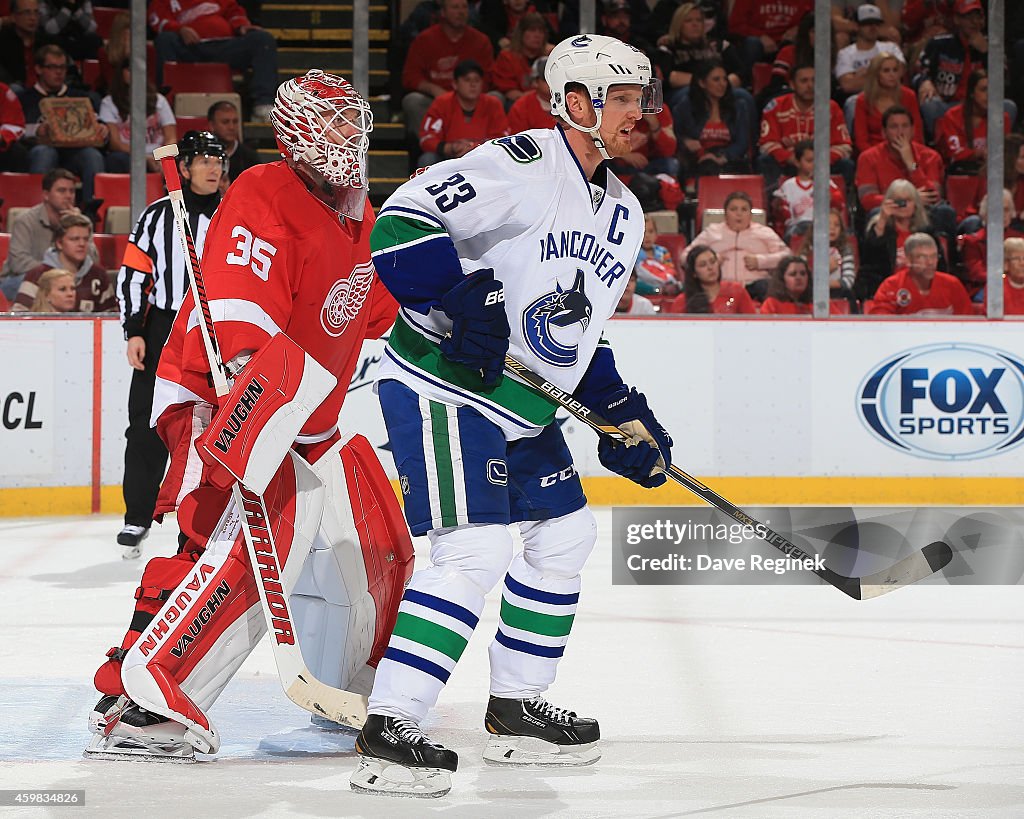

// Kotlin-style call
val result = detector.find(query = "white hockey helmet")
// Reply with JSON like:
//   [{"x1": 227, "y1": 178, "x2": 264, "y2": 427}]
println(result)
[
  {"x1": 271, "y1": 70, "x2": 373, "y2": 219},
  {"x1": 545, "y1": 34, "x2": 661, "y2": 155}
]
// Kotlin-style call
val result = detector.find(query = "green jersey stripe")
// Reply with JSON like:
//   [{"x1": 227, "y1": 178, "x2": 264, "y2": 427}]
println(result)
[
  {"x1": 370, "y1": 213, "x2": 448, "y2": 253},
  {"x1": 388, "y1": 317, "x2": 558, "y2": 427},
  {"x1": 428, "y1": 401, "x2": 459, "y2": 527},
  {"x1": 392, "y1": 611, "x2": 469, "y2": 663},
  {"x1": 499, "y1": 599, "x2": 576, "y2": 638}
]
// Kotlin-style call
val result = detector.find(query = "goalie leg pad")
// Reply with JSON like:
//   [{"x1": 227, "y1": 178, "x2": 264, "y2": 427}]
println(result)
[
  {"x1": 293, "y1": 434, "x2": 414, "y2": 696},
  {"x1": 121, "y1": 500, "x2": 266, "y2": 754}
]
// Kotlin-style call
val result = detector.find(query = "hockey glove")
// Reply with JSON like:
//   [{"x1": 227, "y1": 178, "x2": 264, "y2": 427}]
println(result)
[
  {"x1": 440, "y1": 268, "x2": 511, "y2": 387},
  {"x1": 597, "y1": 386, "x2": 673, "y2": 488}
]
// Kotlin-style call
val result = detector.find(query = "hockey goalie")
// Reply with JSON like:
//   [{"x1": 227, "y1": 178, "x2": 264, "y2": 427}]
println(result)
[{"x1": 86, "y1": 70, "x2": 413, "y2": 762}]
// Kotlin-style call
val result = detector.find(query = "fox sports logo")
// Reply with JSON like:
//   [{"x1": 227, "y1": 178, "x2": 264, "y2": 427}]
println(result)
[{"x1": 858, "y1": 343, "x2": 1024, "y2": 460}]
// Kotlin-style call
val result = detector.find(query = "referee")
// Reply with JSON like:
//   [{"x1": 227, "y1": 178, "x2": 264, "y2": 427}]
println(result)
[{"x1": 115, "y1": 131, "x2": 227, "y2": 559}]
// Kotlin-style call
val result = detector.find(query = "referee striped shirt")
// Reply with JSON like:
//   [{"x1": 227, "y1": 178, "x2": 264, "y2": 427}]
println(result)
[{"x1": 116, "y1": 188, "x2": 220, "y2": 338}]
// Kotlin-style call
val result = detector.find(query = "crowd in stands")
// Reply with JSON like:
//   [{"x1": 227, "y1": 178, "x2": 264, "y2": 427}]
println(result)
[
  {"x1": 0, "y1": 0, "x2": 268, "y2": 313},
  {"x1": 4, "y1": 0, "x2": 1024, "y2": 319},
  {"x1": 395, "y1": 0, "x2": 1024, "y2": 317}
]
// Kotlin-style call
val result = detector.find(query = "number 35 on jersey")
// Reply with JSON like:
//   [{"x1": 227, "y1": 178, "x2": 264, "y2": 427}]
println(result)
[{"x1": 226, "y1": 225, "x2": 278, "y2": 280}]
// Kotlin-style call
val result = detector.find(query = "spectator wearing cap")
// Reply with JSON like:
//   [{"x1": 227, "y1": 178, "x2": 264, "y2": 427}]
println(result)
[
  {"x1": 402, "y1": 0, "x2": 494, "y2": 140},
  {"x1": 598, "y1": 0, "x2": 658, "y2": 65},
  {"x1": 489, "y1": 12, "x2": 552, "y2": 109},
  {"x1": 507, "y1": 56, "x2": 557, "y2": 132},
  {"x1": 831, "y1": 0, "x2": 901, "y2": 49},
  {"x1": 417, "y1": 60, "x2": 510, "y2": 167},
  {"x1": 913, "y1": 0, "x2": 1016, "y2": 139},
  {"x1": 835, "y1": 5, "x2": 905, "y2": 98}
]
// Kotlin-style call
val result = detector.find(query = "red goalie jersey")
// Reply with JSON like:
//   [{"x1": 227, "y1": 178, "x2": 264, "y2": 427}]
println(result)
[{"x1": 152, "y1": 161, "x2": 398, "y2": 515}]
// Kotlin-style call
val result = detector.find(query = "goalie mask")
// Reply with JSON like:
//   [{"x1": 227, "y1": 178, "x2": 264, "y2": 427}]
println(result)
[
  {"x1": 545, "y1": 34, "x2": 662, "y2": 160},
  {"x1": 271, "y1": 70, "x2": 373, "y2": 220}
]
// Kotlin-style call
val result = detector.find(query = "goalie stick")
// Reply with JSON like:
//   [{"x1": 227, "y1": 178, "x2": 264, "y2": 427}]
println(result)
[
  {"x1": 153, "y1": 144, "x2": 367, "y2": 727},
  {"x1": 503, "y1": 354, "x2": 953, "y2": 601}
]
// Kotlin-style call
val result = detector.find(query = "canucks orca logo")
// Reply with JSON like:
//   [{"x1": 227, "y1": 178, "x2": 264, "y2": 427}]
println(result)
[
  {"x1": 522, "y1": 270, "x2": 593, "y2": 368},
  {"x1": 571, "y1": 35, "x2": 592, "y2": 47}
]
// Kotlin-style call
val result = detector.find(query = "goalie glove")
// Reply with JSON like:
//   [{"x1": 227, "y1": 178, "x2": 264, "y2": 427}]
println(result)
[
  {"x1": 597, "y1": 386, "x2": 672, "y2": 488},
  {"x1": 440, "y1": 268, "x2": 511, "y2": 387}
]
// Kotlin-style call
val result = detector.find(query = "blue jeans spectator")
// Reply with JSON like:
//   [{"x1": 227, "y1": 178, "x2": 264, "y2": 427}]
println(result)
[
  {"x1": 154, "y1": 29, "x2": 279, "y2": 108},
  {"x1": 28, "y1": 144, "x2": 104, "y2": 204}
]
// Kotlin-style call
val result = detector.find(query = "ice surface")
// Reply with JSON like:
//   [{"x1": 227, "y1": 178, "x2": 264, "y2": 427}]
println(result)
[{"x1": 0, "y1": 512, "x2": 1021, "y2": 817}]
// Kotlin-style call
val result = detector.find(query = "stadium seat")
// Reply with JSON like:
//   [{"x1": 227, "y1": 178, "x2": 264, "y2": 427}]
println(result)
[
  {"x1": 0, "y1": 172, "x2": 44, "y2": 231},
  {"x1": 946, "y1": 175, "x2": 982, "y2": 222},
  {"x1": 105, "y1": 207, "x2": 133, "y2": 234},
  {"x1": 175, "y1": 116, "x2": 210, "y2": 137},
  {"x1": 81, "y1": 59, "x2": 102, "y2": 90},
  {"x1": 701, "y1": 208, "x2": 768, "y2": 227},
  {"x1": 697, "y1": 175, "x2": 766, "y2": 231},
  {"x1": 93, "y1": 233, "x2": 131, "y2": 271},
  {"x1": 174, "y1": 92, "x2": 242, "y2": 119},
  {"x1": 656, "y1": 233, "x2": 687, "y2": 277},
  {"x1": 92, "y1": 174, "x2": 165, "y2": 232},
  {"x1": 93, "y1": 6, "x2": 121, "y2": 40},
  {"x1": 752, "y1": 62, "x2": 773, "y2": 95},
  {"x1": 163, "y1": 62, "x2": 233, "y2": 98}
]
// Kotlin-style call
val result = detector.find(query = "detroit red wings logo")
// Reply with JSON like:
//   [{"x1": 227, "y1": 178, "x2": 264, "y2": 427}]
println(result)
[{"x1": 321, "y1": 262, "x2": 374, "y2": 336}]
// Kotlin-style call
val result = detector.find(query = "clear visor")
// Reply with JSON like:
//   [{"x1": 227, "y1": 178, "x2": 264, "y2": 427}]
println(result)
[{"x1": 640, "y1": 78, "x2": 663, "y2": 114}]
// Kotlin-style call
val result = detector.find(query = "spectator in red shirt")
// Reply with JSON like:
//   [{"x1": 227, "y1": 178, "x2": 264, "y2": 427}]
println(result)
[
  {"x1": 760, "y1": 255, "x2": 822, "y2": 315},
  {"x1": 727, "y1": 0, "x2": 813, "y2": 64},
  {"x1": 1005, "y1": 134, "x2": 1024, "y2": 217},
  {"x1": 855, "y1": 105, "x2": 956, "y2": 238},
  {"x1": 418, "y1": 60, "x2": 509, "y2": 166},
  {"x1": 402, "y1": 0, "x2": 495, "y2": 139},
  {"x1": 667, "y1": 244, "x2": 758, "y2": 314},
  {"x1": 852, "y1": 52, "x2": 923, "y2": 154},
  {"x1": 757, "y1": 64, "x2": 853, "y2": 189},
  {"x1": 0, "y1": 81, "x2": 28, "y2": 171},
  {"x1": 507, "y1": 56, "x2": 557, "y2": 132},
  {"x1": 489, "y1": 13, "x2": 551, "y2": 108},
  {"x1": 959, "y1": 189, "x2": 1024, "y2": 296},
  {"x1": 149, "y1": 0, "x2": 278, "y2": 120},
  {"x1": 867, "y1": 232, "x2": 972, "y2": 315},
  {"x1": 935, "y1": 68, "x2": 1011, "y2": 176}
]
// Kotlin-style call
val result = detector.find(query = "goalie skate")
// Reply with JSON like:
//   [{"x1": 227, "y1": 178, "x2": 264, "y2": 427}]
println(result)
[
  {"x1": 483, "y1": 695, "x2": 601, "y2": 767},
  {"x1": 83, "y1": 699, "x2": 197, "y2": 763},
  {"x1": 350, "y1": 715, "x2": 457, "y2": 798}
]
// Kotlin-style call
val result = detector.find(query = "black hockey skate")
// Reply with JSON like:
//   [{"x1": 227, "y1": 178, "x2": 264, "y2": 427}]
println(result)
[
  {"x1": 84, "y1": 696, "x2": 196, "y2": 763},
  {"x1": 483, "y1": 695, "x2": 601, "y2": 766},
  {"x1": 350, "y1": 715, "x2": 458, "y2": 798}
]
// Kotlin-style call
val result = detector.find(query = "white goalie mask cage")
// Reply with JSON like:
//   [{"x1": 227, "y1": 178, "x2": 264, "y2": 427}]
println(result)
[
  {"x1": 545, "y1": 34, "x2": 661, "y2": 157},
  {"x1": 271, "y1": 70, "x2": 374, "y2": 219}
]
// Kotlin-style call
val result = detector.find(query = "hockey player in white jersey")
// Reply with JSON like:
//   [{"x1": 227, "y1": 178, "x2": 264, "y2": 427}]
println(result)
[{"x1": 350, "y1": 34, "x2": 673, "y2": 797}]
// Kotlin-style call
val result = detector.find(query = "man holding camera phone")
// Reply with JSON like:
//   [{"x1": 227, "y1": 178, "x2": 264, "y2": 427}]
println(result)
[{"x1": 855, "y1": 104, "x2": 956, "y2": 237}]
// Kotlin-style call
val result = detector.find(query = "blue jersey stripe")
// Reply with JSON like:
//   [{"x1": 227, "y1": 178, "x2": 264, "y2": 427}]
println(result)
[
  {"x1": 504, "y1": 574, "x2": 580, "y2": 606},
  {"x1": 382, "y1": 647, "x2": 452, "y2": 683},
  {"x1": 404, "y1": 588, "x2": 480, "y2": 629},
  {"x1": 494, "y1": 628, "x2": 566, "y2": 658}
]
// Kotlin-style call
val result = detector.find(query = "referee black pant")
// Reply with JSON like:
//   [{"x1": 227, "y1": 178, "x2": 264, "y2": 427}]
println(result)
[{"x1": 122, "y1": 307, "x2": 175, "y2": 529}]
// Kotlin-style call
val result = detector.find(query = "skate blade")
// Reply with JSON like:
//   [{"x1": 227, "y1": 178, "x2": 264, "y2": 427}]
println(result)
[
  {"x1": 349, "y1": 757, "x2": 452, "y2": 798},
  {"x1": 83, "y1": 735, "x2": 196, "y2": 763},
  {"x1": 121, "y1": 546, "x2": 141, "y2": 560},
  {"x1": 483, "y1": 735, "x2": 601, "y2": 767}
]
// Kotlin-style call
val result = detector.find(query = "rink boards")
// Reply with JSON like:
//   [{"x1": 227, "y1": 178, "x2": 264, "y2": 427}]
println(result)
[{"x1": 2, "y1": 315, "x2": 1023, "y2": 516}]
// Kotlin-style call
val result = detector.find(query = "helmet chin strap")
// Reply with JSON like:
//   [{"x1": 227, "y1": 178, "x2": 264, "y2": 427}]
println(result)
[{"x1": 563, "y1": 105, "x2": 612, "y2": 161}]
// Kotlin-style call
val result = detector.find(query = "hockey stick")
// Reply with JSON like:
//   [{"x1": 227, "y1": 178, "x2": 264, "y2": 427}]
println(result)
[
  {"x1": 154, "y1": 144, "x2": 367, "y2": 727},
  {"x1": 503, "y1": 355, "x2": 953, "y2": 600}
]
